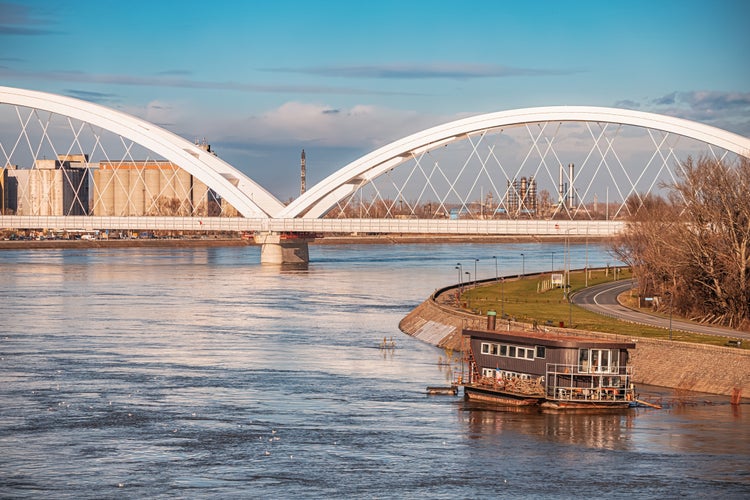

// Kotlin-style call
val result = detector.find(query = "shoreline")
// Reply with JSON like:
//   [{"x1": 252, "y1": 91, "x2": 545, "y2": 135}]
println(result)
[
  {"x1": 0, "y1": 233, "x2": 610, "y2": 250},
  {"x1": 399, "y1": 284, "x2": 750, "y2": 398}
]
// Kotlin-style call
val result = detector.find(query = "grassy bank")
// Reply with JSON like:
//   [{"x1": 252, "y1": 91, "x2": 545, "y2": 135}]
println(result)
[{"x1": 459, "y1": 268, "x2": 740, "y2": 348}]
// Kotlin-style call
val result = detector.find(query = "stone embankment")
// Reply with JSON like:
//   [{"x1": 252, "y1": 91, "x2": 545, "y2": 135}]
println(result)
[{"x1": 399, "y1": 287, "x2": 750, "y2": 398}]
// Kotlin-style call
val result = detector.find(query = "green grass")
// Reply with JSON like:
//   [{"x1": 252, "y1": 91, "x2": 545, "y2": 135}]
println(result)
[{"x1": 460, "y1": 268, "x2": 743, "y2": 348}]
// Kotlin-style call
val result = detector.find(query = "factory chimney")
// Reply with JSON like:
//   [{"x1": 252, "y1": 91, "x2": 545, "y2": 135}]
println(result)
[
  {"x1": 300, "y1": 149, "x2": 306, "y2": 195},
  {"x1": 568, "y1": 163, "x2": 575, "y2": 209}
]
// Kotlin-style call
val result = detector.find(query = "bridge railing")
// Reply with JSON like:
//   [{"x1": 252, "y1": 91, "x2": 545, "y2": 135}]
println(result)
[
  {"x1": 0, "y1": 216, "x2": 624, "y2": 235},
  {"x1": 268, "y1": 218, "x2": 624, "y2": 236}
]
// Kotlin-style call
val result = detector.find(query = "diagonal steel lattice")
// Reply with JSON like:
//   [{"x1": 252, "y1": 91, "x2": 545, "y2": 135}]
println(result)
[
  {"x1": 0, "y1": 101, "x2": 739, "y2": 221},
  {"x1": 327, "y1": 120, "x2": 734, "y2": 220},
  {"x1": 0, "y1": 104, "x2": 225, "y2": 217}
]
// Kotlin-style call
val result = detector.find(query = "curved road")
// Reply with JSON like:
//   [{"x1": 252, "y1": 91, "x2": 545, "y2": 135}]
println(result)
[{"x1": 572, "y1": 279, "x2": 749, "y2": 341}]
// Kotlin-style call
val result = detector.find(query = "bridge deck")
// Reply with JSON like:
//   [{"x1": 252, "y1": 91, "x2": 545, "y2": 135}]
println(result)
[{"x1": 0, "y1": 216, "x2": 623, "y2": 236}]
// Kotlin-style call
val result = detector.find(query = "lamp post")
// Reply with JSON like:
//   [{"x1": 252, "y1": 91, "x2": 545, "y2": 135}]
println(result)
[
  {"x1": 669, "y1": 293, "x2": 673, "y2": 341},
  {"x1": 501, "y1": 276, "x2": 505, "y2": 317},
  {"x1": 520, "y1": 253, "x2": 525, "y2": 277},
  {"x1": 456, "y1": 263, "x2": 463, "y2": 291},
  {"x1": 474, "y1": 258, "x2": 479, "y2": 283},
  {"x1": 551, "y1": 252, "x2": 555, "y2": 273},
  {"x1": 492, "y1": 255, "x2": 498, "y2": 281}
]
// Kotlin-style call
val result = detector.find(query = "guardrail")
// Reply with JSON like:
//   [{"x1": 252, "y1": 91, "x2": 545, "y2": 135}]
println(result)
[{"x1": 0, "y1": 216, "x2": 625, "y2": 235}]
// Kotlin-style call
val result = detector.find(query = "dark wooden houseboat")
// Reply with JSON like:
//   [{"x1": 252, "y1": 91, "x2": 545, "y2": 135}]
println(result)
[{"x1": 458, "y1": 323, "x2": 636, "y2": 411}]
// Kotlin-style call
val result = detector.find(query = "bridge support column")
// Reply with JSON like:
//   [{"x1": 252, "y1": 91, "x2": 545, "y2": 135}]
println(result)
[{"x1": 254, "y1": 232, "x2": 310, "y2": 265}]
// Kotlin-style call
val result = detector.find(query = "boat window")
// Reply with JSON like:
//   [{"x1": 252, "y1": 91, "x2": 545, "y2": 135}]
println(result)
[
  {"x1": 491, "y1": 344, "x2": 499, "y2": 355},
  {"x1": 578, "y1": 349, "x2": 589, "y2": 372},
  {"x1": 589, "y1": 349, "x2": 615, "y2": 373},
  {"x1": 500, "y1": 345, "x2": 508, "y2": 356},
  {"x1": 536, "y1": 346, "x2": 546, "y2": 359},
  {"x1": 525, "y1": 349, "x2": 534, "y2": 360},
  {"x1": 481, "y1": 343, "x2": 490, "y2": 354},
  {"x1": 509, "y1": 346, "x2": 516, "y2": 357}
]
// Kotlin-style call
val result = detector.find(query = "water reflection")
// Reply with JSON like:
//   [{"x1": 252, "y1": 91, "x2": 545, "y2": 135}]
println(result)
[
  {"x1": 1, "y1": 243, "x2": 748, "y2": 498},
  {"x1": 459, "y1": 401, "x2": 634, "y2": 451}
]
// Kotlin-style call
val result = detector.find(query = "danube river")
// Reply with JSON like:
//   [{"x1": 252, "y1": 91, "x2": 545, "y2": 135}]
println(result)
[{"x1": 1, "y1": 242, "x2": 748, "y2": 498}]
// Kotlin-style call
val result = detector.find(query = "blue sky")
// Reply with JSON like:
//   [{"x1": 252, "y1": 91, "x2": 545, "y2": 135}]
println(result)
[{"x1": 1, "y1": 0, "x2": 749, "y2": 199}]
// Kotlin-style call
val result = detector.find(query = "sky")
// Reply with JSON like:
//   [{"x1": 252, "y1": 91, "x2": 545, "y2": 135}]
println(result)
[{"x1": 1, "y1": 0, "x2": 749, "y2": 200}]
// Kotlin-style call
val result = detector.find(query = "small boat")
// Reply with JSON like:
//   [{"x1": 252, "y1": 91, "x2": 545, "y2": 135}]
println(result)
[
  {"x1": 457, "y1": 324, "x2": 636, "y2": 412},
  {"x1": 426, "y1": 386, "x2": 458, "y2": 396}
]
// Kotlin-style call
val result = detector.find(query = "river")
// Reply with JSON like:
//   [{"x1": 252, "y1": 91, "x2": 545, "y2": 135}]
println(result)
[{"x1": 1, "y1": 242, "x2": 748, "y2": 498}]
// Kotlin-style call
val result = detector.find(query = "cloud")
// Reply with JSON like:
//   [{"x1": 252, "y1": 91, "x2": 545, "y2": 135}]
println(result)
[
  {"x1": 219, "y1": 102, "x2": 438, "y2": 149},
  {"x1": 64, "y1": 89, "x2": 120, "y2": 104},
  {"x1": 652, "y1": 92, "x2": 677, "y2": 106},
  {"x1": 114, "y1": 98, "x2": 447, "y2": 154},
  {"x1": 620, "y1": 90, "x2": 750, "y2": 137},
  {"x1": 265, "y1": 62, "x2": 581, "y2": 80},
  {"x1": 156, "y1": 69, "x2": 193, "y2": 76},
  {"x1": 0, "y1": 67, "x2": 417, "y2": 97},
  {"x1": 613, "y1": 99, "x2": 641, "y2": 110},
  {"x1": 0, "y1": 2, "x2": 60, "y2": 36}
]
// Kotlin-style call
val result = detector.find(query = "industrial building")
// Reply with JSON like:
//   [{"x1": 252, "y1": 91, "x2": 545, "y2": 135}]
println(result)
[
  {"x1": 505, "y1": 176, "x2": 538, "y2": 216},
  {"x1": 92, "y1": 160, "x2": 220, "y2": 216},
  {"x1": 4, "y1": 154, "x2": 90, "y2": 216},
  {"x1": 1, "y1": 142, "x2": 230, "y2": 217}
]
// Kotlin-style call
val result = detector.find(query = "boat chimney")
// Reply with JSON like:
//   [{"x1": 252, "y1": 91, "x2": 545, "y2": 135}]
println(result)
[{"x1": 487, "y1": 310, "x2": 497, "y2": 330}]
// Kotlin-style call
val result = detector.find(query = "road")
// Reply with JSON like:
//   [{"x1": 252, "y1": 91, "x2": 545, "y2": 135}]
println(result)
[{"x1": 571, "y1": 279, "x2": 749, "y2": 341}]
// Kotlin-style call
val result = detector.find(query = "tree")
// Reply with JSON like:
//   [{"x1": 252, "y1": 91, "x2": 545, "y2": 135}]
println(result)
[{"x1": 612, "y1": 156, "x2": 750, "y2": 330}]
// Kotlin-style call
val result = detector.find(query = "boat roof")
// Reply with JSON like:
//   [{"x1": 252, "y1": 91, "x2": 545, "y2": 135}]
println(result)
[{"x1": 463, "y1": 328, "x2": 636, "y2": 349}]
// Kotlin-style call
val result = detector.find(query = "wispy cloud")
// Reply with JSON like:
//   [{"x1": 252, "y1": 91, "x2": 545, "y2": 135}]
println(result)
[
  {"x1": 613, "y1": 99, "x2": 641, "y2": 110},
  {"x1": 265, "y1": 62, "x2": 580, "y2": 80},
  {"x1": 0, "y1": 2, "x2": 60, "y2": 36},
  {"x1": 64, "y1": 89, "x2": 121, "y2": 104},
  {"x1": 640, "y1": 90, "x2": 750, "y2": 136},
  {"x1": 0, "y1": 67, "x2": 419, "y2": 96}
]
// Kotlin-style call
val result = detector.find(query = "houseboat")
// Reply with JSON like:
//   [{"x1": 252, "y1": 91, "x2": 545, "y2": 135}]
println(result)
[{"x1": 458, "y1": 322, "x2": 636, "y2": 411}]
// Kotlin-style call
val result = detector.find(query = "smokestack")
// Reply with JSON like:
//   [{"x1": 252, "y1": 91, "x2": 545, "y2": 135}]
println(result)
[
  {"x1": 300, "y1": 149, "x2": 306, "y2": 195},
  {"x1": 568, "y1": 163, "x2": 575, "y2": 209}
]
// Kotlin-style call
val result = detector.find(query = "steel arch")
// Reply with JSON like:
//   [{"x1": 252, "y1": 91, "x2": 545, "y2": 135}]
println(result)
[
  {"x1": 278, "y1": 106, "x2": 750, "y2": 219},
  {"x1": 0, "y1": 86, "x2": 284, "y2": 218}
]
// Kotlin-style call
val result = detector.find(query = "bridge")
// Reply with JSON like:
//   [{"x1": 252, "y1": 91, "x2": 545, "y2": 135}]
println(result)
[{"x1": 2, "y1": 86, "x2": 749, "y2": 263}]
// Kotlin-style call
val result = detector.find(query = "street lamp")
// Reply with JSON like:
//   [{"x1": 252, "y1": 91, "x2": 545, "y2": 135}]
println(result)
[
  {"x1": 551, "y1": 252, "x2": 555, "y2": 273},
  {"x1": 669, "y1": 292, "x2": 673, "y2": 341},
  {"x1": 465, "y1": 271, "x2": 471, "y2": 284},
  {"x1": 492, "y1": 255, "x2": 498, "y2": 281},
  {"x1": 501, "y1": 276, "x2": 505, "y2": 317},
  {"x1": 520, "y1": 253, "x2": 525, "y2": 277},
  {"x1": 474, "y1": 258, "x2": 479, "y2": 283}
]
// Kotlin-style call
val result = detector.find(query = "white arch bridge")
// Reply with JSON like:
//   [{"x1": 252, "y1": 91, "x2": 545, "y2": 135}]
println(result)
[{"x1": 1, "y1": 86, "x2": 749, "y2": 262}]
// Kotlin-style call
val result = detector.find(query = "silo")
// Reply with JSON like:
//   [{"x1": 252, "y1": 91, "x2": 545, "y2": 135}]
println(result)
[
  {"x1": 175, "y1": 167, "x2": 191, "y2": 215},
  {"x1": 193, "y1": 177, "x2": 208, "y2": 216},
  {"x1": 144, "y1": 166, "x2": 160, "y2": 215},
  {"x1": 158, "y1": 164, "x2": 175, "y2": 214},
  {"x1": 129, "y1": 166, "x2": 145, "y2": 215},
  {"x1": 113, "y1": 165, "x2": 129, "y2": 216},
  {"x1": 93, "y1": 167, "x2": 115, "y2": 216}
]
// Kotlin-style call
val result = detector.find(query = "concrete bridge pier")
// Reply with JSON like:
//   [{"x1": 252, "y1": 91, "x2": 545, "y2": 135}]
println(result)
[{"x1": 254, "y1": 232, "x2": 310, "y2": 265}]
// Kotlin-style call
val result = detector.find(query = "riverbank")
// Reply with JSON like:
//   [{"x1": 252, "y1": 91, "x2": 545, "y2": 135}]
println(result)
[
  {"x1": 399, "y1": 285, "x2": 750, "y2": 398},
  {"x1": 0, "y1": 232, "x2": 608, "y2": 250}
]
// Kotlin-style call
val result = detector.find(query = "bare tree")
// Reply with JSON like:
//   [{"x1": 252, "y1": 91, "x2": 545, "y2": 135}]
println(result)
[{"x1": 612, "y1": 156, "x2": 750, "y2": 330}]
